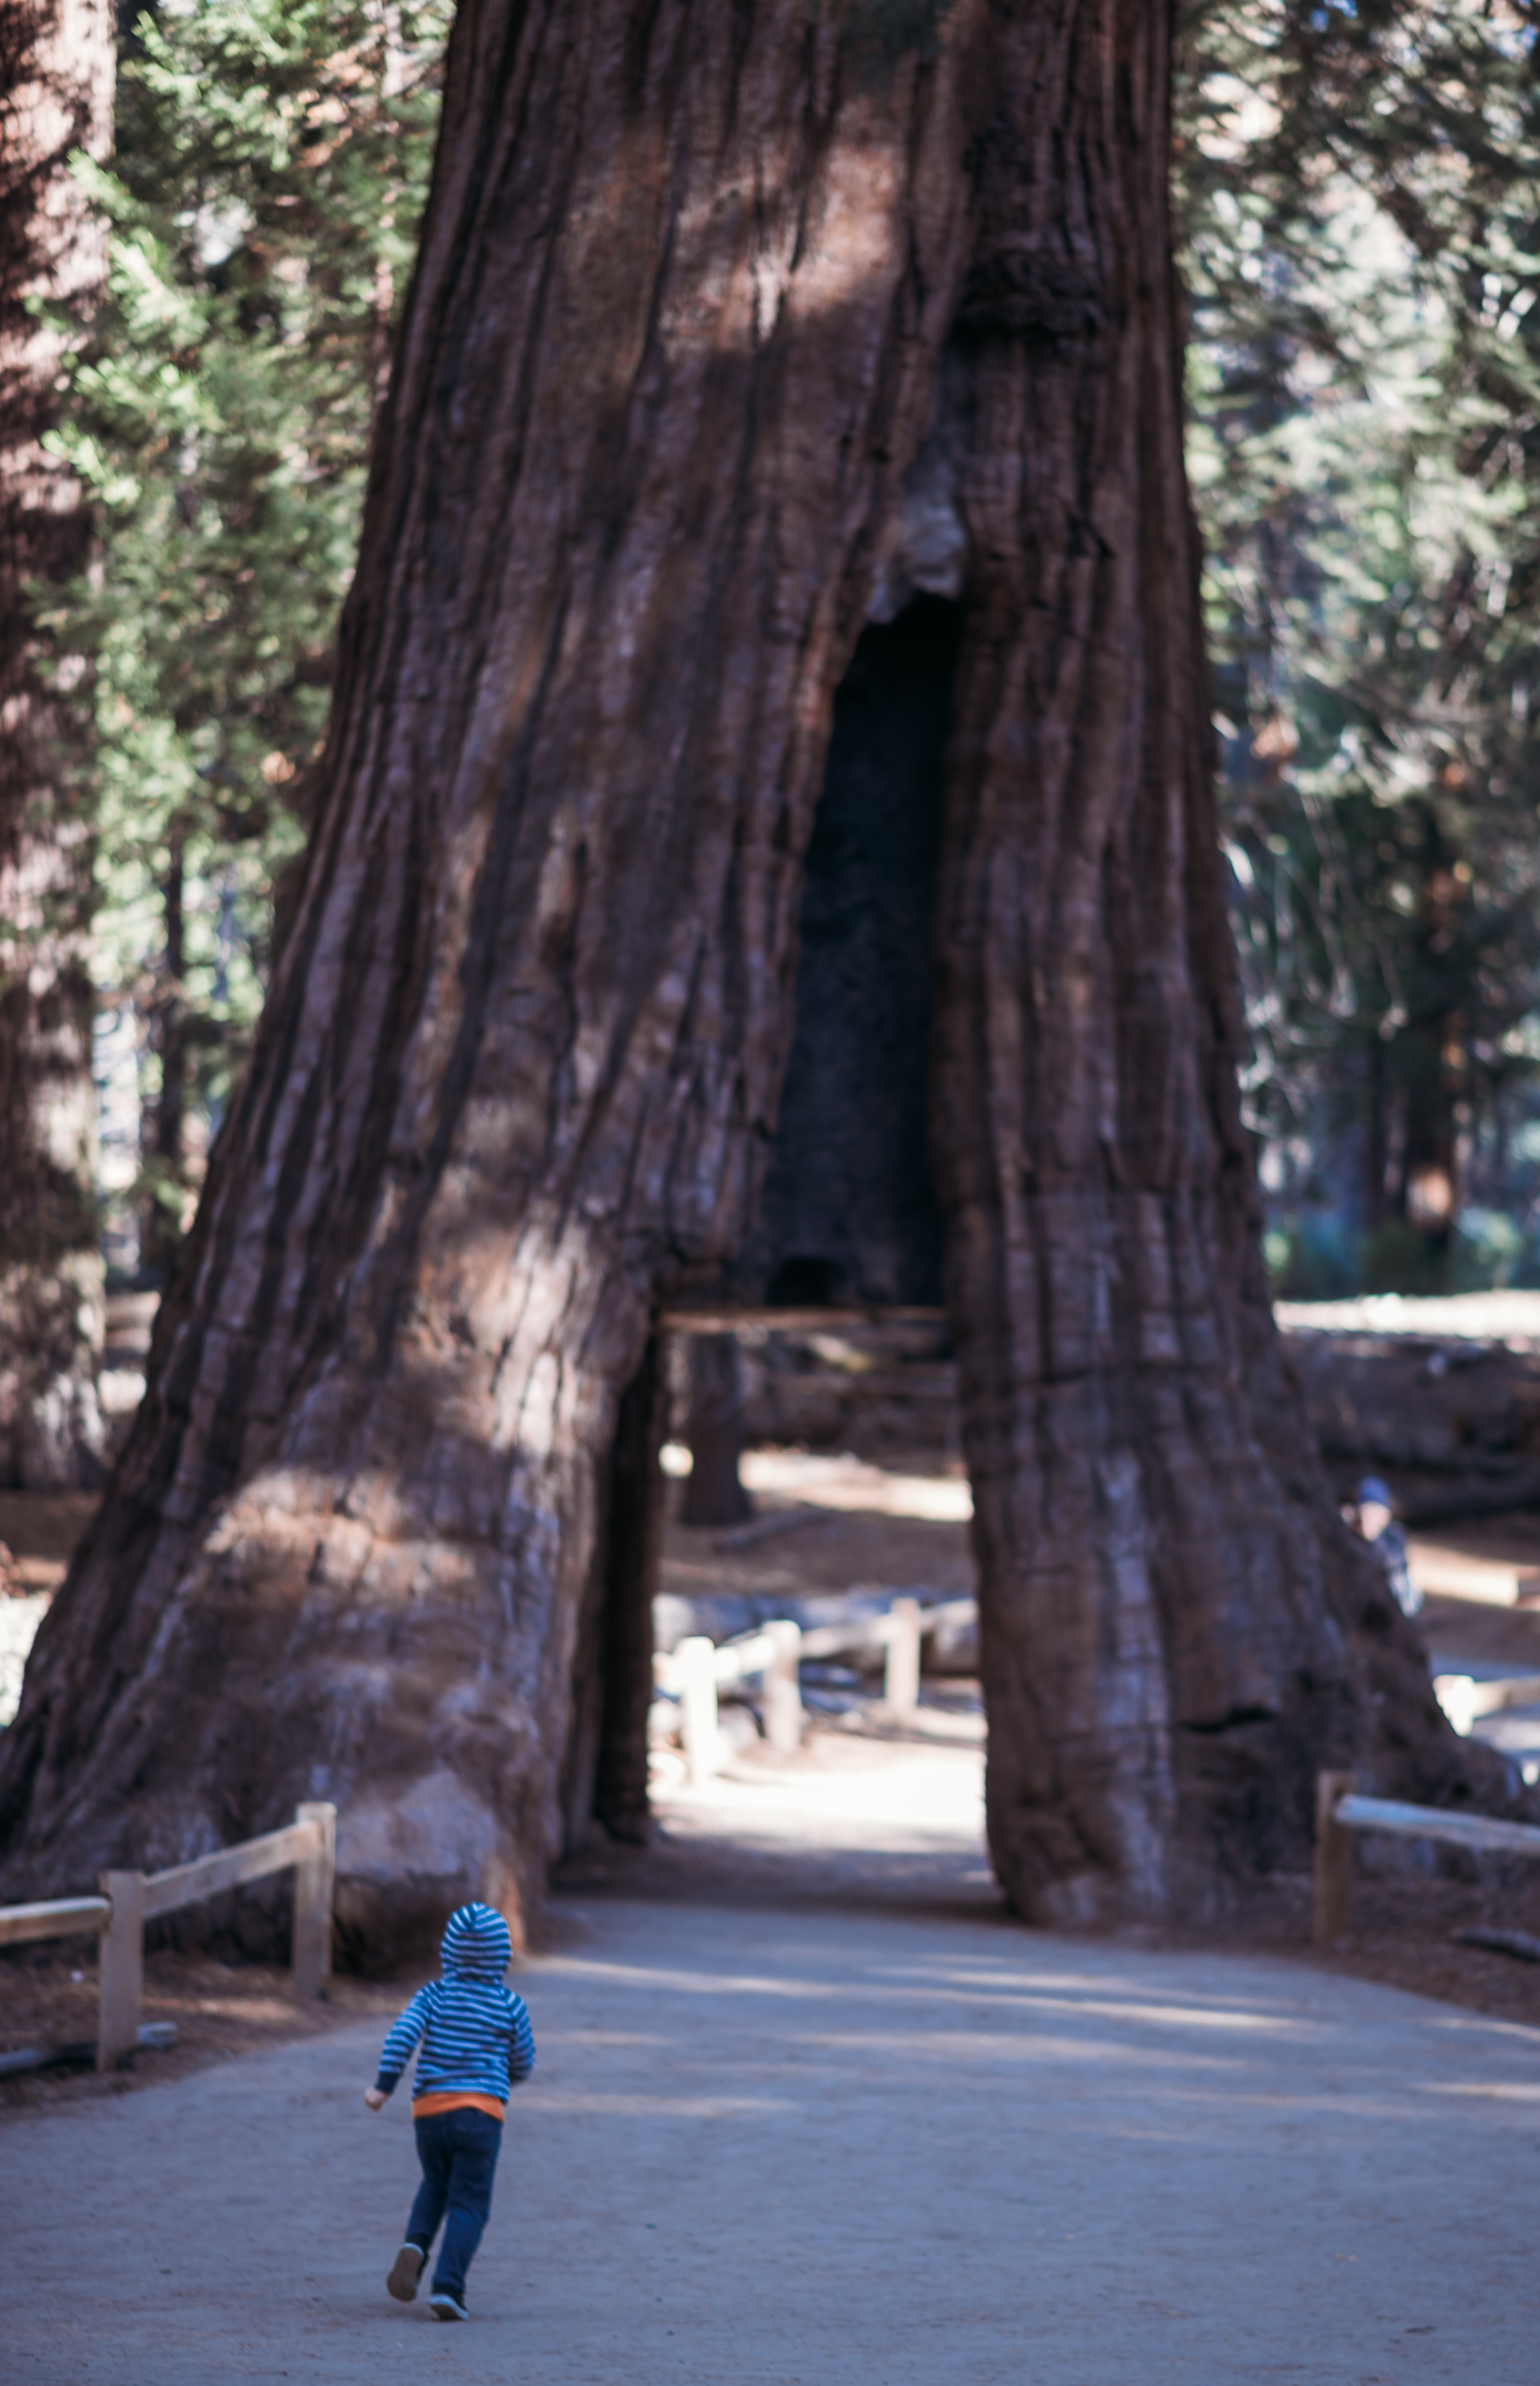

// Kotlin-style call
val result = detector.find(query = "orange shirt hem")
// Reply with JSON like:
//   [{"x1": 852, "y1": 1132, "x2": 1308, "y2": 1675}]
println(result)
[{"x1": 411, "y1": 2091, "x2": 506, "y2": 2121}]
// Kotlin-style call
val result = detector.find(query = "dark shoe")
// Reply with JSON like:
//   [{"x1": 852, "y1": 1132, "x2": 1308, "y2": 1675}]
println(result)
[
  {"x1": 430, "y1": 2287, "x2": 469, "y2": 2322},
  {"x1": 387, "y1": 2245, "x2": 425, "y2": 2303}
]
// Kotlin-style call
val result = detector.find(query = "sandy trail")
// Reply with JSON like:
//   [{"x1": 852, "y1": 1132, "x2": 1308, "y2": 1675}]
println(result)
[{"x1": 6, "y1": 1865, "x2": 1539, "y2": 2384}]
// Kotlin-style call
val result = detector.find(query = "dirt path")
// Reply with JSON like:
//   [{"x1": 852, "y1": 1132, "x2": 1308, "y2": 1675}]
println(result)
[
  {"x1": 6, "y1": 1443, "x2": 1540, "y2": 2377},
  {"x1": 6, "y1": 1872, "x2": 1539, "y2": 2383}
]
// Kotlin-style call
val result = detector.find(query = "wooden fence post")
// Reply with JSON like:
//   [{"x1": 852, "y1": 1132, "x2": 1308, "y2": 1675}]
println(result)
[
  {"x1": 680, "y1": 1636, "x2": 721, "y2": 1784},
  {"x1": 884, "y1": 1597, "x2": 921, "y2": 1716},
  {"x1": 763, "y1": 1621, "x2": 803, "y2": 1754},
  {"x1": 1313, "y1": 1770, "x2": 1358, "y2": 1946},
  {"x1": 292, "y1": 1802, "x2": 337, "y2": 1999},
  {"x1": 96, "y1": 1870, "x2": 145, "y2": 2070}
]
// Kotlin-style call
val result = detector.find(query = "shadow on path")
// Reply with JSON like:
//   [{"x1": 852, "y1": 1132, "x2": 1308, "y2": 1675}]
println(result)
[{"x1": 7, "y1": 1723, "x2": 1540, "y2": 2382}]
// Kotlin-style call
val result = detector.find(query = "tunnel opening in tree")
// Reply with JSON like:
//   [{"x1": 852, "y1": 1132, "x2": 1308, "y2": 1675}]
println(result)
[
  {"x1": 680, "y1": 594, "x2": 961, "y2": 1531},
  {"x1": 742, "y1": 594, "x2": 960, "y2": 1315}
]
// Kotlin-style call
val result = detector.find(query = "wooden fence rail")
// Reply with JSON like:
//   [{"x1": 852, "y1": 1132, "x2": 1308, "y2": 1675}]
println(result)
[
  {"x1": 0, "y1": 1802, "x2": 336, "y2": 2071},
  {"x1": 655, "y1": 1597, "x2": 976, "y2": 1783},
  {"x1": 1314, "y1": 1771, "x2": 1540, "y2": 1944},
  {"x1": 0, "y1": 1894, "x2": 111, "y2": 1950},
  {"x1": 1431, "y1": 1671, "x2": 1540, "y2": 1737},
  {"x1": 661, "y1": 1629, "x2": 805, "y2": 1782}
]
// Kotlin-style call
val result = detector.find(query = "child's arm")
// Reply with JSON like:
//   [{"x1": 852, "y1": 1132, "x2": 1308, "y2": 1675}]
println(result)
[
  {"x1": 365, "y1": 1986, "x2": 433, "y2": 2110},
  {"x1": 505, "y1": 1989, "x2": 536, "y2": 2088}
]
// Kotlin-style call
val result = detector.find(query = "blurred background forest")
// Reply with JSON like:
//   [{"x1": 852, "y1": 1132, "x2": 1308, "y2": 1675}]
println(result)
[{"x1": 36, "y1": 0, "x2": 1540, "y2": 1311}]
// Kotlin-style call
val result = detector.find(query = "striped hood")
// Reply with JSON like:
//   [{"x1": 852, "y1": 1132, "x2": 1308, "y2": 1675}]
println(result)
[
  {"x1": 440, "y1": 1901, "x2": 513, "y2": 1980},
  {"x1": 375, "y1": 1907, "x2": 535, "y2": 2104}
]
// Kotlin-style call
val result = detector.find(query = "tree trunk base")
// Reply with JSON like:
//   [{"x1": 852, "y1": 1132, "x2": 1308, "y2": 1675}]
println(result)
[{"x1": 0, "y1": 1258, "x2": 107, "y2": 1492}]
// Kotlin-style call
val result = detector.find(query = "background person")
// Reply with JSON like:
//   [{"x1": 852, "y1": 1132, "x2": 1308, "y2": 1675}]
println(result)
[{"x1": 1349, "y1": 1475, "x2": 1421, "y2": 1619}]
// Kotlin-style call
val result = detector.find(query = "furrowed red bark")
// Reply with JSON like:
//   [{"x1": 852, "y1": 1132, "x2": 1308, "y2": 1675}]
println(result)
[
  {"x1": 0, "y1": 0, "x2": 1496, "y2": 1944},
  {"x1": 0, "y1": 0, "x2": 112, "y2": 1490},
  {"x1": 0, "y1": 0, "x2": 982, "y2": 1946},
  {"x1": 929, "y1": 7, "x2": 1498, "y2": 1922}
]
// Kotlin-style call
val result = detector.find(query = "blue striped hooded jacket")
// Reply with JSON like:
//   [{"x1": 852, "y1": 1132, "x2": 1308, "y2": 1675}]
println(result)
[{"x1": 374, "y1": 1903, "x2": 536, "y2": 2109}]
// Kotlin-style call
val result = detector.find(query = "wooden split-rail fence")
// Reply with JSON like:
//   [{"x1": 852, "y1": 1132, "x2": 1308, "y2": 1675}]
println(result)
[
  {"x1": 0, "y1": 1802, "x2": 337, "y2": 2070},
  {"x1": 654, "y1": 1596, "x2": 976, "y2": 1783},
  {"x1": 1313, "y1": 1771, "x2": 1540, "y2": 1943}
]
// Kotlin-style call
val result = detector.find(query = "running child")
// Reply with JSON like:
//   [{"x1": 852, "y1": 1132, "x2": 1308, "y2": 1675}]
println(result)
[{"x1": 364, "y1": 1900, "x2": 536, "y2": 2321}]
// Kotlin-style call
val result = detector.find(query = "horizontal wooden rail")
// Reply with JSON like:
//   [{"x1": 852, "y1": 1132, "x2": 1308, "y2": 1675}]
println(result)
[
  {"x1": 1314, "y1": 1770, "x2": 1540, "y2": 1944},
  {"x1": 142, "y1": 1818, "x2": 323, "y2": 1921},
  {"x1": 799, "y1": 1596, "x2": 975, "y2": 1662},
  {"x1": 0, "y1": 1802, "x2": 337, "y2": 2073},
  {"x1": 0, "y1": 1894, "x2": 110, "y2": 1951},
  {"x1": 1335, "y1": 1791, "x2": 1540, "y2": 1859},
  {"x1": 800, "y1": 1616, "x2": 901, "y2": 1660},
  {"x1": 1432, "y1": 1672, "x2": 1540, "y2": 1734}
]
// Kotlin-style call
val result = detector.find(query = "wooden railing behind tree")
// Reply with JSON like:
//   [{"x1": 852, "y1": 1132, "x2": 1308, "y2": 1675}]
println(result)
[
  {"x1": 655, "y1": 1597, "x2": 976, "y2": 1784},
  {"x1": 0, "y1": 1802, "x2": 337, "y2": 2070},
  {"x1": 1313, "y1": 1771, "x2": 1540, "y2": 1944}
]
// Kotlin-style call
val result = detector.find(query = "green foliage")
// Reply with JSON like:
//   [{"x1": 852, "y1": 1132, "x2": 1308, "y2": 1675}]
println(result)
[
  {"x1": 48, "y1": 0, "x2": 450, "y2": 1273},
  {"x1": 1178, "y1": 1, "x2": 1540, "y2": 1291}
]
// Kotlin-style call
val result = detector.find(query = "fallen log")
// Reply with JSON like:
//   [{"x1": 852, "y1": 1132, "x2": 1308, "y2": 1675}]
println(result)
[
  {"x1": 1394, "y1": 1472, "x2": 1540, "y2": 1529},
  {"x1": 1452, "y1": 1927, "x2": 1540, "y2": 1966},
  {"x1": 1283, "y1": 1329, "x2": 1540, "y2": 1502},
  {"x1": 0, "y1": 2021, "x2": 177, "y2": 2078}
]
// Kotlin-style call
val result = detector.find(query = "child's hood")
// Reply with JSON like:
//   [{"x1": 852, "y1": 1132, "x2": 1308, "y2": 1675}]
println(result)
[{"x1": 440, "y1": 1900, "x2": 513, "y2": 1980}]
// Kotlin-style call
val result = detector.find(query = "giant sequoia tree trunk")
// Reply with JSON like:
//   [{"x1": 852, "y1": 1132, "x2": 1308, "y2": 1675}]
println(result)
[
  {"x1": 0, "y1": 0, "x2": 112, "y2": 1489},
  {"x1": 0, "y1": 0, "x2": 1488, "y2": 1944}
]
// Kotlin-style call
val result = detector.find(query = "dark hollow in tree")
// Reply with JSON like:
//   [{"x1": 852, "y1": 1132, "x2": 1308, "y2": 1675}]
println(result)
[
  {"x1": 0, "y1": 0, "x2": 113, "y2": 1490},
  {"x1": 0, "y1": 0, "x2": 1504, "y2": 1950},
  {"x1": 738, "y1": 593, "x2": 960, "y2": 1311},
  {"x1": 680, "y1": 595, "x2": 959, "y2": 1532},
  {"x1": 565, "y1": 1333, "x2": 666, "y2": 1855}
]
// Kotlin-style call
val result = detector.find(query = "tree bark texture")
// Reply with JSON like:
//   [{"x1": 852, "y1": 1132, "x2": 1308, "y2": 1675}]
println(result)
[
  {"x1": 0, "y1": 0, "x2": 111, "y2": 1490},
  {"x1": 0, "y1": 0, "x2": 1496, "y2": 1942},
  {"x1": 924, "y1": 9, "x2": 1508, "y2": 1921}
]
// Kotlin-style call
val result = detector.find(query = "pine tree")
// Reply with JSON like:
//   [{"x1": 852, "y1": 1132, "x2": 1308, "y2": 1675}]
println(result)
[
  {"x1": 55, "y1": 0, "x2": 450, "y2": 1279},
  {"x1": 1179, "y1": 1, "x2": 1540, "y2": 1291},
  {"x1": 0, "y1": 0, "x2": 113, "y2": 1489}
]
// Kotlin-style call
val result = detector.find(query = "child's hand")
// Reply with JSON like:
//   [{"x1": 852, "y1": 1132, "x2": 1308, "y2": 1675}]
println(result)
[{"x1": 364, "y1": 2086, "x2": 387, "y2": 2111}]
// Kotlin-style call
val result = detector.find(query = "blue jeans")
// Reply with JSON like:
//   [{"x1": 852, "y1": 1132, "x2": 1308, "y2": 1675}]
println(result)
[{"x1": 405, "y1": 2108, "x2": 503, "y2": 2298}]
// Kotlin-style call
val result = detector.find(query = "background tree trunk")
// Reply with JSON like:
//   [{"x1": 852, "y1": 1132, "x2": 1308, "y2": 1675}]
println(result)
[
  {"x1": 0, "y1": 0, "x2": 1496, "y2": 1943},
  {"x1": 0, "y1": 0, "x2": 112, "y2": 1490},
  {"x1": 680, "y1": 1335, "x2": 751, "y2": 1529},
  {"x1": 141, "y1": 826, "x2": 189, "y2": 1285}
]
